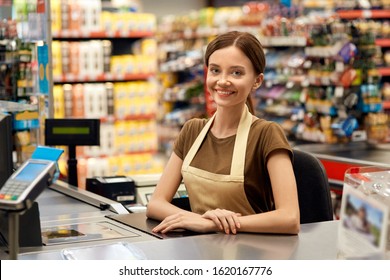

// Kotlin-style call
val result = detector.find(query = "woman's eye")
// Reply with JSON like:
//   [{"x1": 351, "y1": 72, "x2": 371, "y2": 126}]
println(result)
[
  {"x1": 232, "y1": 70, "x2": 242, "y2": 76},
  {"x1": 210, "y1": 68, "x2": 219, "y2": 74}
]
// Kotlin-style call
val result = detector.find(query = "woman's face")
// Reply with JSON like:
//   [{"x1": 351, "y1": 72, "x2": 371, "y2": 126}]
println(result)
[{"x1": 206, "y1": 45, "x2": 262, "y2": 109}]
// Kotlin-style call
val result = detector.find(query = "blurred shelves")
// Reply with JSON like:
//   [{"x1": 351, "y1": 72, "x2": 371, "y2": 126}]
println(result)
[
  {"x1": 383, "y1": 100, "x2": 390, "y2": 110},
  {"x1": 100, "y1": 113, "x2": 156, "y2": 123},
  {"x1": 376, "y1": 38, "x2": 390, "y2": 47},
  {"x1": 260, "y1": 36, "x2": 307, "y2": 47},
  {"x1": 336, "y1": 9, "x2": 390, "y2": 19},
  {"x1": 52, "y1": 30, "x2": 154, "y2": 39},
  {"x1": 53, "y1": 73, "x2": 155, "y2": 83},
  {"x1": 378, "y1": 67, "x2": 390, "y2": 77}
]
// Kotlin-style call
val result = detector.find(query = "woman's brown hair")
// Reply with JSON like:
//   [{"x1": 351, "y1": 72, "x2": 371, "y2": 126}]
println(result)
[{"x1": 204, "y1": 31, "x2": 266, "y2": 114}]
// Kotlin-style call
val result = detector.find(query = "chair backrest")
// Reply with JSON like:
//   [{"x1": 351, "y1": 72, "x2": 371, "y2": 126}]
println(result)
[{"x1": 292, "y1": 149, "x2": 334, "y2": 224}]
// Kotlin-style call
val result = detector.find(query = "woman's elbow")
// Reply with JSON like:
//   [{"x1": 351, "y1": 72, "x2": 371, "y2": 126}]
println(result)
[
  {"x1": 289, "y1": 219, "x2": 300, "y2": 234},
  {"x1": 286, "y1": 212, "x2": 300, "y2": 234},
  {"x1": 277, "y1": 209, "x2": 300, "y2": 234}
]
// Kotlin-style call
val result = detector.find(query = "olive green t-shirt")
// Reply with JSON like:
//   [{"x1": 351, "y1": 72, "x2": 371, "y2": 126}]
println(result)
[{"x1": 173, "y1": 117, "x2": 293, "y2": 213}]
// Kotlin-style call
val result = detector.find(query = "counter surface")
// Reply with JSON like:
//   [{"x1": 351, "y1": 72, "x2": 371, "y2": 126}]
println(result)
[
  {"x1": 15, "y1": 217, "x2": 340, "y2": 260},
  {"x1": 294, "y1": 142, "x2": 390, "y2": 166},
  {"x1": 2, "y1": 178, "x2": 341, "y2": 260},
  {"x1": 294, "y1": 142, "x2": 390, "y2": 190},
  {"x1": 117, "y1": 220, "x2": 339, "y2": 260},
  {"x1": 3, "y1": 142, "x2": 389, "y2": 260}
]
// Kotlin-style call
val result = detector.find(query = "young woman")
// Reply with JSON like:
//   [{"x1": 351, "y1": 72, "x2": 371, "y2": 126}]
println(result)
[{"x1": 146, "y1": 31, "x2": 300, "y2": 235}]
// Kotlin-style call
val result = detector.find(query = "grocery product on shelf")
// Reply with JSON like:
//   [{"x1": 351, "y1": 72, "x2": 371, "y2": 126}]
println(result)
[
  {"x1": 50, "y1": 2, "x2": 162, "y2": 187},
  {"x1": 0, "y1": 2, "x2": 50, "y2": 164},
  {"x1": 155, "y1": 1, "x2": 389, "y2": 148}
]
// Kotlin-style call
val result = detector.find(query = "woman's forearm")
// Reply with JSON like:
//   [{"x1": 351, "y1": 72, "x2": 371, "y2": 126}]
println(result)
[
  {"x1": 146, "y1": 199, "x2": 195, "y2": 221},
  {"x1": 238, "y1": 209, "x2": 300, "y2": 234}
]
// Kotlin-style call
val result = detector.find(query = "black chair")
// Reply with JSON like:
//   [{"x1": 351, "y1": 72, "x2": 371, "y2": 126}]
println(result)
[{"x1": 292, "y1": 149, "x2": 334, "y2": 224}]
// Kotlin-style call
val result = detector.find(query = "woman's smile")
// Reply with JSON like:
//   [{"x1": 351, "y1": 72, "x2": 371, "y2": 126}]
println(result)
[{"x1": 214, "y1": 88, "x2": 236, "y2": 96}]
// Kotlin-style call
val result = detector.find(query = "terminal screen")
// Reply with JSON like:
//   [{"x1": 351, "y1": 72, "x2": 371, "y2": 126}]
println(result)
[{"x1": 15, "y1": 162, "x2": 49, "y2": 181}]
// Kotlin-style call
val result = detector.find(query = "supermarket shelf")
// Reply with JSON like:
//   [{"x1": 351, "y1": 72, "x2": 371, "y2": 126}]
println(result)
[
  {"x1": 53, "y1": 73, "x2": 155, "y2": 83},
  {"x1": 378, "y1": 67, "x2": 390, "y2": 77},
  {"x1": 101, "y1": 113, "x2": 157, "y2": 123},
  {"x1": 336, "y1": 9, "x2": 390, "y2": 19},
  {"x1": 376, "y1": 38, "x2": 390, "y2": 47},
  {"x1": 260, "y1": 36, "x2": 307, "y2": 47},
  {"x1": 79, "y1": 149, "x2": 158, "y2": 159},
  {"x1": 158, "y1": 29, "x2": 307, "y2": 47},
  {"x1": 52, "y1": 30, "x2": 154, "y2": 39}
]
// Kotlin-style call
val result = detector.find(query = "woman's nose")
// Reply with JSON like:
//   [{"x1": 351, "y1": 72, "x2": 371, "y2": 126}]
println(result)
[{"x1": 217, "y1": 76, "x2": 230, "y2": 86}]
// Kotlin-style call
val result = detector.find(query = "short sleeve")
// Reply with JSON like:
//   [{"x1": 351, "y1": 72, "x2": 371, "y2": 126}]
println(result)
[
  {"x1": 173, "y1": 121, "x2": 190, "y2": 160},
  {"x1": 260, "y1": 122, "x2": 292, "y2": 164}
]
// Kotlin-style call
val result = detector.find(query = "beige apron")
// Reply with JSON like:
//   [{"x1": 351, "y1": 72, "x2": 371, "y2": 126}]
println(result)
[{"x1": 182, "y1": 105, "x2": 256, "y2": 216}]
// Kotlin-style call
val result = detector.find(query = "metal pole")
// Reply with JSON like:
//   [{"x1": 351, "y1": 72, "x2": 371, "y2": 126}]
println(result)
[
  {"x1": 67, "y1": 145, "x2": 78, "y2": 187},
  {"x1": 8, "y1": 212, "x2": 19, "y2": 260}
]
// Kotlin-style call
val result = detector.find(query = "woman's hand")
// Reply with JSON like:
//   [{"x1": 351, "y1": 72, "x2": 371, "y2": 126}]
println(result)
[
  {"x1": 202, "y1": 209, "x2": 241, "y2": 234},
  {"x1": 152, "y1": 212, "x2": 217, "y2": 234}
]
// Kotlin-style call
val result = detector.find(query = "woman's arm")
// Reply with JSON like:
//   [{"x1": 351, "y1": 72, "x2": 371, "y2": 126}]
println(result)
[
  {"x1": 146, "y1": 152, "x2": 219, "y2": 233},
  {"x1": 146, "y1": 152, "x2": 187, "y2": 220},
  {"x1": 238, "y1": 149, "x2": 300, "y2": 234}
]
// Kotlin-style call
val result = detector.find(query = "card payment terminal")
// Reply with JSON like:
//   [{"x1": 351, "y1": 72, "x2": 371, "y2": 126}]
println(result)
[{"x1": 0, "y1": 159, "x2": 57, "y2": 211}]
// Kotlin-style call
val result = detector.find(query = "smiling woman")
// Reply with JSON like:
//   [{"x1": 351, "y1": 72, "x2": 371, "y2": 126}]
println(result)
[
  {"x1": 205, "y1": 31, "x2": 266, "y2": 116},
  {"x1": 146, "y1": 31, "x2": 300, "y2": 236},
  {"x1": 206, "y1": 45, "x2": 261, "y2": 122}
]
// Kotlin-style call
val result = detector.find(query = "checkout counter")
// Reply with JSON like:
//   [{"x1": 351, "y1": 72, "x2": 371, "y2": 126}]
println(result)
[
  {"x1": 0, "y1": 178, "x2": 341, "y2": 260},
  {"x1": 294, "y1": 142, "x2": 390, "y2": 193},
  {"x1": 3, "y1": 142, "x2": 389, "y2": 260}
]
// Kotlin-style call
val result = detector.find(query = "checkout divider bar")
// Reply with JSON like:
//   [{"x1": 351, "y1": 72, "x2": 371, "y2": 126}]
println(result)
[{"x1": 50, "y1": 180, "x2": 130, "y2": 214}]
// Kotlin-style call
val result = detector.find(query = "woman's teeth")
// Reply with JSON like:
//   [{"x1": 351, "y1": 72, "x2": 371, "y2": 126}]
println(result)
[{"x1": 216, "y1": 90, "x2": 233, "y2": 95}]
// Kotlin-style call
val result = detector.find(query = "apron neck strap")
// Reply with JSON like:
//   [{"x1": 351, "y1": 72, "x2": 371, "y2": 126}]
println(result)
[
  {"x1": 230, "y1": 105, "x2": 252, "y2": 176},
  {"x1": 183, "y1": 105, "x2": 252, "y2": 177},
  {"x1": 182, "y1": 113, "x2": 216, "y2": 168}
]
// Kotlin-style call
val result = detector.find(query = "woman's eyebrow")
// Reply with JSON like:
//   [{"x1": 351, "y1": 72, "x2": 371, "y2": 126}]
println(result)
[{"x1": 209, "y1": 63, "x2": 245, "y2": 69}]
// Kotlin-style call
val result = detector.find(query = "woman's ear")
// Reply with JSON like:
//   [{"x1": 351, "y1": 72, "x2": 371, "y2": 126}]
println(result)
[{"x1": 253, "y1": 73, "x2": 264, "y2": 89}]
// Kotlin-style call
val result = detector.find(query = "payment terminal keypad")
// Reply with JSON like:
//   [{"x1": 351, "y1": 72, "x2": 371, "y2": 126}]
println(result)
[{"x1": 0, "y1": 181, "x2": 30, "y2": 201}]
